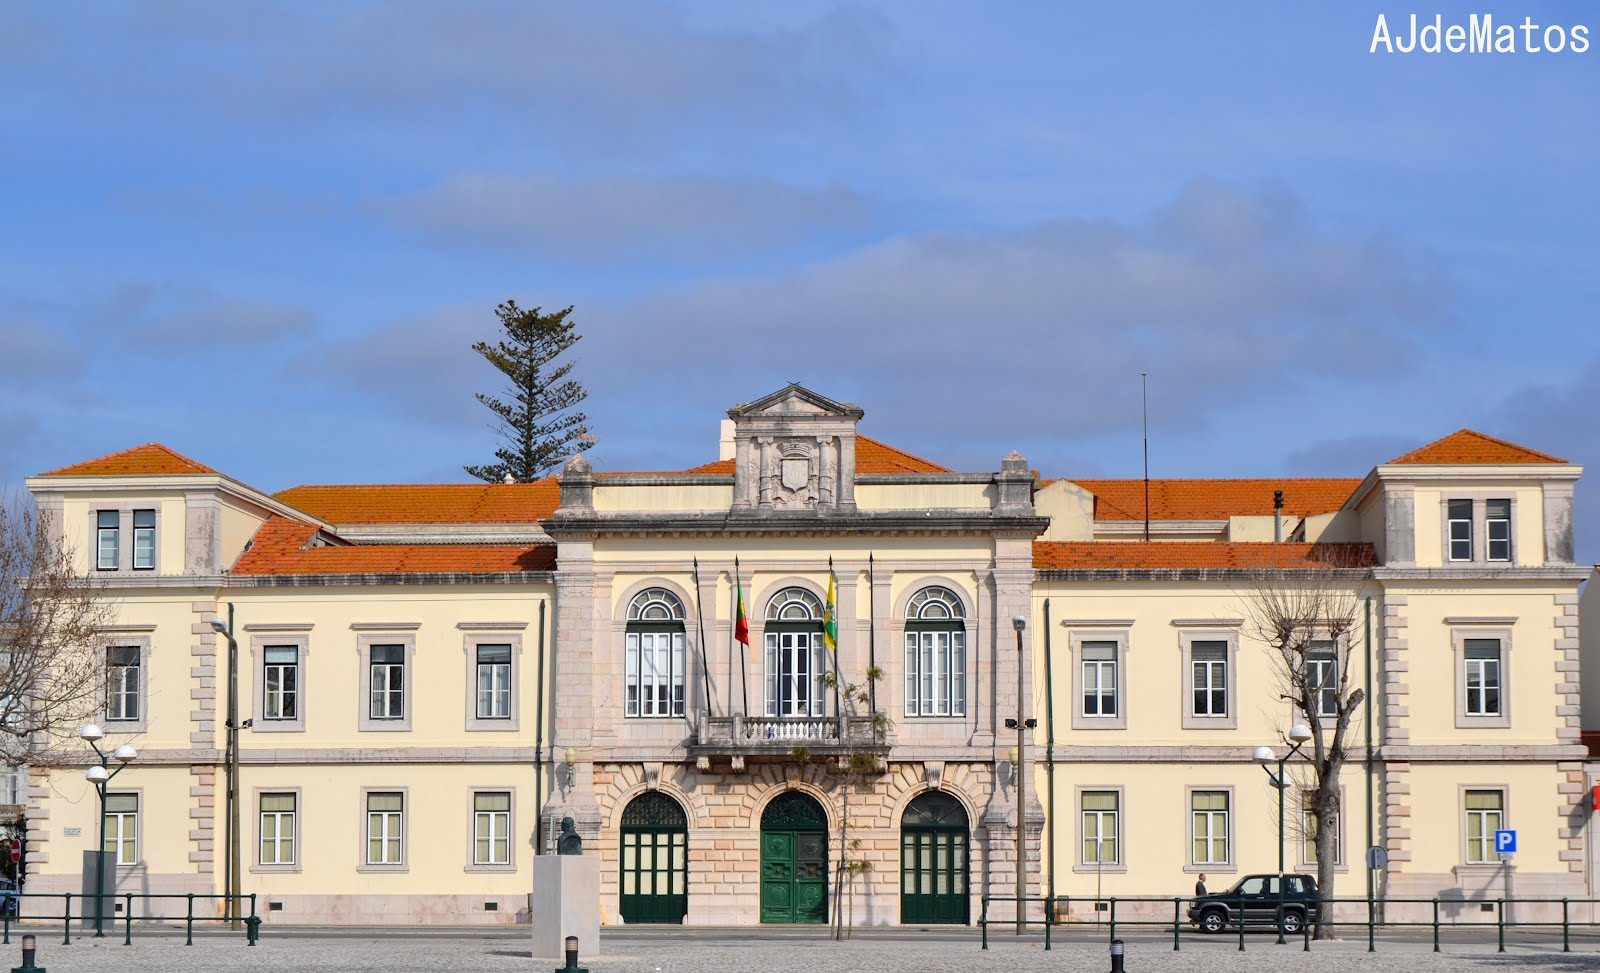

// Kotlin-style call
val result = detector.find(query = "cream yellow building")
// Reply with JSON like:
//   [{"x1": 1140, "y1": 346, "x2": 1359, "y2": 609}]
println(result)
[{"x1": 19, "y1": 384, "x2": 1589, "y2": 926}]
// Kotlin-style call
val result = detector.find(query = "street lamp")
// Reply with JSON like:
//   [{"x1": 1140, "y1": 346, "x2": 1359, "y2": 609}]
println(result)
[
  {"x1": 209, "y1": 605, "x2": 246, "y2": 930},
  {"x1": 1002, "y1": 614, "x2": 1031, "y2": 935},
  {"x1": 81, "y1": 724, "x2": 136, "y2": 938},
  {"x1": 1256, "y1": 722, "x2": 1313, "y2": 943}
]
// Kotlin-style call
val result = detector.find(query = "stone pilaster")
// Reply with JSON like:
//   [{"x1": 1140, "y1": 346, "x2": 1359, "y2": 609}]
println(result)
[
  {"x1": 1555, "y1": 593, "x2": 1581, "y2": 745},
  {"x1": 183, "y1": 492, "x2": 221, "y2": 575},
  {"x1": 1543, "y1": 482, "x2": 1576, "y2": 564},
  {"x1": 544, "y1": 544, "x2": 602, "y2": 844},
  {"x1": 1380, "y1": 594, "x2": 1411, "y2": 877},
  {"x1": 189, "y1": 601, "x2": 219, "y2": 878},
  {"x1": 23, "y1": 767, "x2": 50, "y2": 877},
  {"x1": 1383, "y1": 486, "x2": 1416, "y2": 566}
]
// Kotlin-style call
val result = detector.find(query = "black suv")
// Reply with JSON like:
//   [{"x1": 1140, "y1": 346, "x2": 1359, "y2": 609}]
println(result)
[{"x1": 1187, "y1": 873, "x2": 1319, "y2": 934}]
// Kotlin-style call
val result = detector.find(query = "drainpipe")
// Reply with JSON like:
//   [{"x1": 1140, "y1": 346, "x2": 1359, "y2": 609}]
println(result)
[
  {"x1": 1042, "y1": 599, "x2": 1056, "y2": 916},
  {"x1": 1364, "y1": 597, "x2": 1375, "y2": 918},
  {"x1": 1273, "y1": 490, "x2": 1284, "y2": 542},
  {"x1": 533, "y1": 599, "x2": 547, "y2": 854}
]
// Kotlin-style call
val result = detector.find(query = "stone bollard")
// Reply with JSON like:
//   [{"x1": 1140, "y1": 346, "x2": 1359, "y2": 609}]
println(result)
[{"x1": 1109, "y1": 938, "x2": 1125, "y2": 973}]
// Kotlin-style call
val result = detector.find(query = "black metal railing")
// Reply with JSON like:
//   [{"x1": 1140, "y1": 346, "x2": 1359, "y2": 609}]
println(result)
[
  {"x1": 979, "y1": 894, "x2": 1600, "y2": 953},
  {"x1": 0, "y1": 892, "x2": 259, "y2": 947}
]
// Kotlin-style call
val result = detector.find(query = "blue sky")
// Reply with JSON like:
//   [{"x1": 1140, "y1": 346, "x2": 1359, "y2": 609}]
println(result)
[{"x1": 2, "y1": 2, "x2": 1597, "y2": 560}]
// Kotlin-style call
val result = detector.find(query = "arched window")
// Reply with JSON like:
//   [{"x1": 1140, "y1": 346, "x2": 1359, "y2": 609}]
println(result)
[
  {"x1": 625, "y1": 587, "x2": 687, "y2": 718},
  {"x1": 904, "y1": 586, "x2": 966, "y2": 718},
  {"x1": 765, "y1": 587, "x2": 826, "y2": 718}
]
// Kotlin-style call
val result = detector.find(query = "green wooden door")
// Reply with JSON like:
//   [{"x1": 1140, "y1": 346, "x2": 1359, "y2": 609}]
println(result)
[
  {"x1": 619, "y1": 793, "x2": 688, "y2": 924},
  {"x1": 760, "y1": 792, "x2": 828, "y2": 924},
  {"x1": 900, "y1": 792, "x2": 969, "y2": 925}
]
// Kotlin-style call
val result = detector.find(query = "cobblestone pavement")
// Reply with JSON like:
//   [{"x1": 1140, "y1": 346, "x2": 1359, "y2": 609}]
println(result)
[{"x1": 18, "y1": 932, "x2": 1600, "y2": 973}]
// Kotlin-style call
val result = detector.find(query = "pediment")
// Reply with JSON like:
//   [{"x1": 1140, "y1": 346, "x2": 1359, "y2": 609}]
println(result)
[{"x1": 728, "y1": 384, "x2": 864, "y2": 420}]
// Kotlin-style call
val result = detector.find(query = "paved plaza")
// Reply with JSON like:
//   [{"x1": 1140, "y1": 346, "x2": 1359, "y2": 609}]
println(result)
[{"x1": 14, "y1": 930, "x2": 1600, "y2": 973}]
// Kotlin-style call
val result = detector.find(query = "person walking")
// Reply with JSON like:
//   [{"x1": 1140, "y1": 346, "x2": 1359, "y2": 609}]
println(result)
[{"x1": 1194, "y1": 874, "x2": 1208, "y2": 898}]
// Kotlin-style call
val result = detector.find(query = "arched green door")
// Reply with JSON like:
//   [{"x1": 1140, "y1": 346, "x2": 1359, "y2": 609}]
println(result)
[
  {"x1": 619, "y1": 792, "x2": 688, "y2": 924},
  {"x1": 901, "y1": 791, "x2": 969, "y2": 925},
  {"x1": 760, "y1": 791, "x2": 828, "y2": 924}
]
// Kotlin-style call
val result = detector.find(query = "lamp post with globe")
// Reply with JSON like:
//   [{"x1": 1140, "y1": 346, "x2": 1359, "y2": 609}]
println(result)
[
  {"x1": 1255, "y1": 722, "x2": 1313, "y2": 944},
  {"x1": 80, "y1": 723, "x2": 136, "y2": 938}
]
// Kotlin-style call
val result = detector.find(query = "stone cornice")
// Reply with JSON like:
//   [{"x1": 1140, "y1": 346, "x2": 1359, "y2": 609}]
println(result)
[
  {"x1": 854, "y1": 473, "x2": 998, "y2": 485},
  {"x1": 225, "y1": 571, "x2": 556, "y2": 587},
  {"x1": 1374, "y1": 566, "x2": 1591, "y2": 582},
  {"x1": 543, "y1": 511, "x2": 1049, "y2": 538},
  {"x1": 1037, "y1": 568, "x2": 1372, "y2": 582}
]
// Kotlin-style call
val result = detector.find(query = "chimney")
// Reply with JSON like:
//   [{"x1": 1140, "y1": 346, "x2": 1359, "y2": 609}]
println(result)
[
  {"x1": 719, "y1": 419, "x2": 736, "y2": 461},
  {"x1": 1273, "y1": 490, "x2": 1284, "y2": 542}
]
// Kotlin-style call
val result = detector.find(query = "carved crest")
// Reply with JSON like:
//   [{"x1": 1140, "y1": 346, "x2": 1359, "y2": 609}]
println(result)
[{"x1": 781, "y1": 457, "x2": 809, "y2": 492}]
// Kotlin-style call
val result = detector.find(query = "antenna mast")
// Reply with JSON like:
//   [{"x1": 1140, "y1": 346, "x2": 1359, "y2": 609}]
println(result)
[{"x1": 1141, "y1": 372, "x2": 1150, "y2": 542}]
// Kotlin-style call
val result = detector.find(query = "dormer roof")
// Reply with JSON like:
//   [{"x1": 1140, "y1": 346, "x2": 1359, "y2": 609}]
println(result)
[
  {"x1": 1388, "y1": 429, "x2": 1566, "y2": 466},
  {"x1": 726, "y1": 383, "x2": 864, "y2": 420},
  {"x1": 38, "y1": 442, "x2": 218, "y2": 477}
]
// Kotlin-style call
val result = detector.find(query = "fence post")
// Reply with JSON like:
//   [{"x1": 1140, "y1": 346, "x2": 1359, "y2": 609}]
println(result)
[
  {"x1": 1044, "y1": 897, "x2": 1052, "y2": 952},
  {"x1": 981, "y1": 897, "x2": 988, "y2": 951},
  {"x1": 1108, "y1": 898, "x2": 1117, "y2": 944},
  {"x1": 3, "y1": 905, "x2": 9, "y2": 945},
  {"x1": 1563, "y1": 898, "x2": 1570, "y2": 953},
  {"x1": 1238, "y1": 899, "x2": 1245, "y2": 952},
  {"x1": 1432, "y1": 898, "x2": 1440, "y2": 952},
  {"x1": 247, "y1": 893, "x2": 259, "y2": 946},
  {"x1": 1172, "y1": 896, "x2": 1181, "y2": 952},
  {"x1": 61, "y1": 892, "x2": 71, "y2": 946},
  {"x1": 1368, "y1": 890, "x2": 1376, "y2": 952},
  {"x1": 185, "y1": 893, "x2": 194, "y2": 947},
  {"x1": 1496, "y1": 898, "x2": 1504, "y2": 954},
  {"x1": 123, "y1": 892, "x2": 132, "y2": 945},
  {"x1": 1302, "y1": 903, "x2": 1310, "y2": 952}
]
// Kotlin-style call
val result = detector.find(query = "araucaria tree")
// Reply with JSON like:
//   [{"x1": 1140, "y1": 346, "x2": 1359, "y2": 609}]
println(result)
[
  {"x1": 0, "y1": 502, "x2": 113, "y2": 768},
  {"x1": 464, "y1": 301, "x2": 592, "y2": 483},
  {"x1": 1241, "y1": 548, "x2": 1372, "y2": 939}
]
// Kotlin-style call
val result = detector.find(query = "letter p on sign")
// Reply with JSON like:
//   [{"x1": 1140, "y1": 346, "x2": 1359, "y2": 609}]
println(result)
[{"x1": 1494, "y1": 830, "x2": 1517, "y2": 855}]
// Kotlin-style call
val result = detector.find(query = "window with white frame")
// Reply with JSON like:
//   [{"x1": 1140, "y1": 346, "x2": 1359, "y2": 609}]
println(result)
[
  {"x1": 1191, "y1": 791, "x2": 1229, "y2": 865},
  {"x1": 369, "y1": 645, "x2": 405, "y2": 721},
  {"x1": 1081, "y1": 791, "x2": 1119, "y2": 865},
  {"x1": 1081, "y1": 641, "x2": 1118, "y2": 718},
  {"x1": 1447, "y1": 499, "x2": 1473, "y2": 561},
  {"x1": 1306, "y1": 641, "x2": 1338, "y2": 719},
  {"x1": 366, "y1": 792, "x2": 404, "y2": 865},
  {"x1": 263, "y1": 646, "x2": 299, "y2": 721},
  {"x1": 1464, "y1": 789, "x2": 1504, "y2": 864},
  {"x1": 259, "y1": 793, "x2": 296, "y2": 866},
  {"x1": 475, "y1": 644, "x2": 512, "y2": 720},
  {"x1": 625, "y1": 588, "x2": 686, "y2": 719},
  {"x1": 1190, "y1": 642, "x2": 1228, "y2": 718},
  {"x1": 473, "y1": 791, "x2": 512, "y2": 865},
  {"x1": 1301, "y1": 792, "x2": 1342, "y2": 865},
  {"x1": 103, "y1": 793, "x2": 137, "y2": 865},
  {"x1": 1464, "y1": 639, "x2": 1502, "y2": 717},
  {"x1": 96, "y1": 511, "x2": 119, "y2": 570},
  {"x1": 1485, "y1": 498, "x2": 1512, "y2": 562},
  {"x1": 105, "y1": 646, "x2": 140, "y2": 722},
  {"x1": 903, "y1": 586, "x2": 966, "y2": 717},
  {"x1": 765, "y1": 587, "x2": 826, "y2": 718},
  {"x1": 131, "y1": 509, "x2": 155, "y2": 570}
]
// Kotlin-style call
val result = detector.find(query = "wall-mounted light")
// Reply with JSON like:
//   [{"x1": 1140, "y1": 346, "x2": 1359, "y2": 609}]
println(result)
[{"x1": 563, "y1": 747, "x2": 578, "y2": 788}]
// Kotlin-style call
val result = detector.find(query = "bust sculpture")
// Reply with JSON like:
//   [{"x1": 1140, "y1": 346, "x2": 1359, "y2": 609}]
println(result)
[{"x1": 557, "y1": 816, "x2": 583, "y2": 855}]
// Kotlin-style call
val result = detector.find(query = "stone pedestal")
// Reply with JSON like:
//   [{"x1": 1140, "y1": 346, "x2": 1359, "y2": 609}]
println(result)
[{"x1": 531, "y1": 855, "x2": 600, "y2": 960}]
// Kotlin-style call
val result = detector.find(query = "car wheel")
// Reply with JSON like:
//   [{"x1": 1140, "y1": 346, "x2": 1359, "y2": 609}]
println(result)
[
  {"x1": 1200, "y1": 909, "x2": 1226, "y2": 934},
  {"x1": 1281, "y1": 910, "x2": 1304, "y2": 935}
]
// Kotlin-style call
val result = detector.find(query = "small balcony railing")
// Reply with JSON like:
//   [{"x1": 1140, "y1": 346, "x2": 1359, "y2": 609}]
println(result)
[{"x1": 689, "y1": 713, "x2": 887, "y2": 769}]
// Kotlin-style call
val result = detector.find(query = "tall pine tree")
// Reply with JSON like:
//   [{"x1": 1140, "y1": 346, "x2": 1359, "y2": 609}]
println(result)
[{"x1": 464, "y1": 301, "x2": 592, "y2": 483}]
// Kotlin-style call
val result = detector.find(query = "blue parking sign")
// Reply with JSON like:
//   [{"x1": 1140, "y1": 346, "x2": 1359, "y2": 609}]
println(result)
[{"x1": 1494, "y1": 830, "x2": 1517, "y2": 854}]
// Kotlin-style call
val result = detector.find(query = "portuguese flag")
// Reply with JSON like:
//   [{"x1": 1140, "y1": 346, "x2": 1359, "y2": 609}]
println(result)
[
  {"x1": 733, "y1": 576, "x2": 750, "y2": 646},
  {"x1": 823, "y1": 571, "x2": 839, "y2": 652}
]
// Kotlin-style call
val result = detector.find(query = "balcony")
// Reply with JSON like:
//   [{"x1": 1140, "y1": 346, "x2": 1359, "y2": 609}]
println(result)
[{"x1": 689, "y1": 714, "x2": 888, "y2": 771}]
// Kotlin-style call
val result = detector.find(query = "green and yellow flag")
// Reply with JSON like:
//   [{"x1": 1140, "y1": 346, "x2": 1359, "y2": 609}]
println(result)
[{"x1": 823, "y1": 570, "x2": 839, "y2": 651}]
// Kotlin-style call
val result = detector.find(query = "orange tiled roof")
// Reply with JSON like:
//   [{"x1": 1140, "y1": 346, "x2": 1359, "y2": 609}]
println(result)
[
  {"x1": 1065, "y1": 478, "x2": 1361, "y2": 522},
  {"x1": 273, "y1": 479, "x2": 560, "y2": 525},
  {"x1": 684, "y1": 435, "x2": 950, "y2": 475},
  {"x1": 1388, "y1": 429, "x2": 1565, "y2": 465},
  {"x1": 232, "y1": 517, "x2": 555, "y2": 576},
  {"x1": 40, "y1": 443, "x2": 217, "y2": 477},
  {"x1": 1033, "y1": 541, "x2": 1377, "y2": 571}
]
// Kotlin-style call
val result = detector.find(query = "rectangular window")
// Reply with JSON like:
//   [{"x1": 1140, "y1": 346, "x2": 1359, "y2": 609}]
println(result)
[
  {"x1": 1081, "y1": 641, "x2": 1117, "y2": 717},
  {"x1": 96, "y1": 511, "x2": 119, "y2": 570},
  {"x1": 473, "y1": 792, "x2": 512, "y2": 865},
  {"x1": 369, "y1": 645, "x2": 405, "y2": 720},
  {"x1": 903, "y1": 629, "x2": 966, "y2": 717},
  {"x1": 105, "y1": 646, "x2": 140, "y2": 722},
  {"x1": 366, "y1": 792, "x2": 404, "y2": 865},
  {"x1": 1447, "y1": 499, "x2": 1473, "y2": 561},
  {"x1": 1081, "y1": 791, "x2": 1119, "y2": 865},
  {"x1": 475, "y1": 644, "x2": 513, "y2": 720},
  {"x1": 263, "y1": 646, "x2": 299, "y2": 721},
  {"x1": 1464, "y1": 639, "x2": 1502, "y2": 717},
  {"x1": 103, "y1": 793, "x2": 138, "y2": 865},
  {"x1": 1465, "y1": 790, "x2": 1504, "y2": 864},
  {"x1": 766, "y1": 631, "x2": 826, "y2": 717},
  {"x1": 1191, "y1": 791, "x2": 1229, "y2": 865},
  {"x1": 1306, "y1": 641, "x2": 1338, "y2": 719},
  {"x1": 1485, "y1": 499, "x2": 1511, "y2": 562},
  {"x1": 131, "y1": 509, "x2": 155, "y2": 570},
  {"x1": 1191, "y1": 642, "x2": 1228, "y2": 718},
  {"x1": 625, "y1": 631, "x2": 685, "y2": 718},
  {"x1": 259, "y1": 793, "x2": 296, "y2": 866},
  {"x1": 1302, "y1": 793, "x2": 1342, "y2": 865}
]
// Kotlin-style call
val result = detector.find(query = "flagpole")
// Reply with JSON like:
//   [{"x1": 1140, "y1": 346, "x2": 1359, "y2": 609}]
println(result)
[
  {"x1": 691, "y1": 557, "x2": 715, "y2": 721},
  {"x1": 735, "y1": 556, "x2": 750, "y2": 717},
  {"x1": 827, "y1": 556, "x2": 843, "y2": 719},
  {"x1": 867, "y1": 553, "x2": 878, "y2": 716}
]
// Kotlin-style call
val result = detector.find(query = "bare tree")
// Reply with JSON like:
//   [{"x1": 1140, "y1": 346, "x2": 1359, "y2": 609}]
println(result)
[
  {"x1": 0, "y1": 500, "x2": 114, "y2": 768},
  {"x1": 1240, "y1": 545, "x2": 1373, "y2": 939}
]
